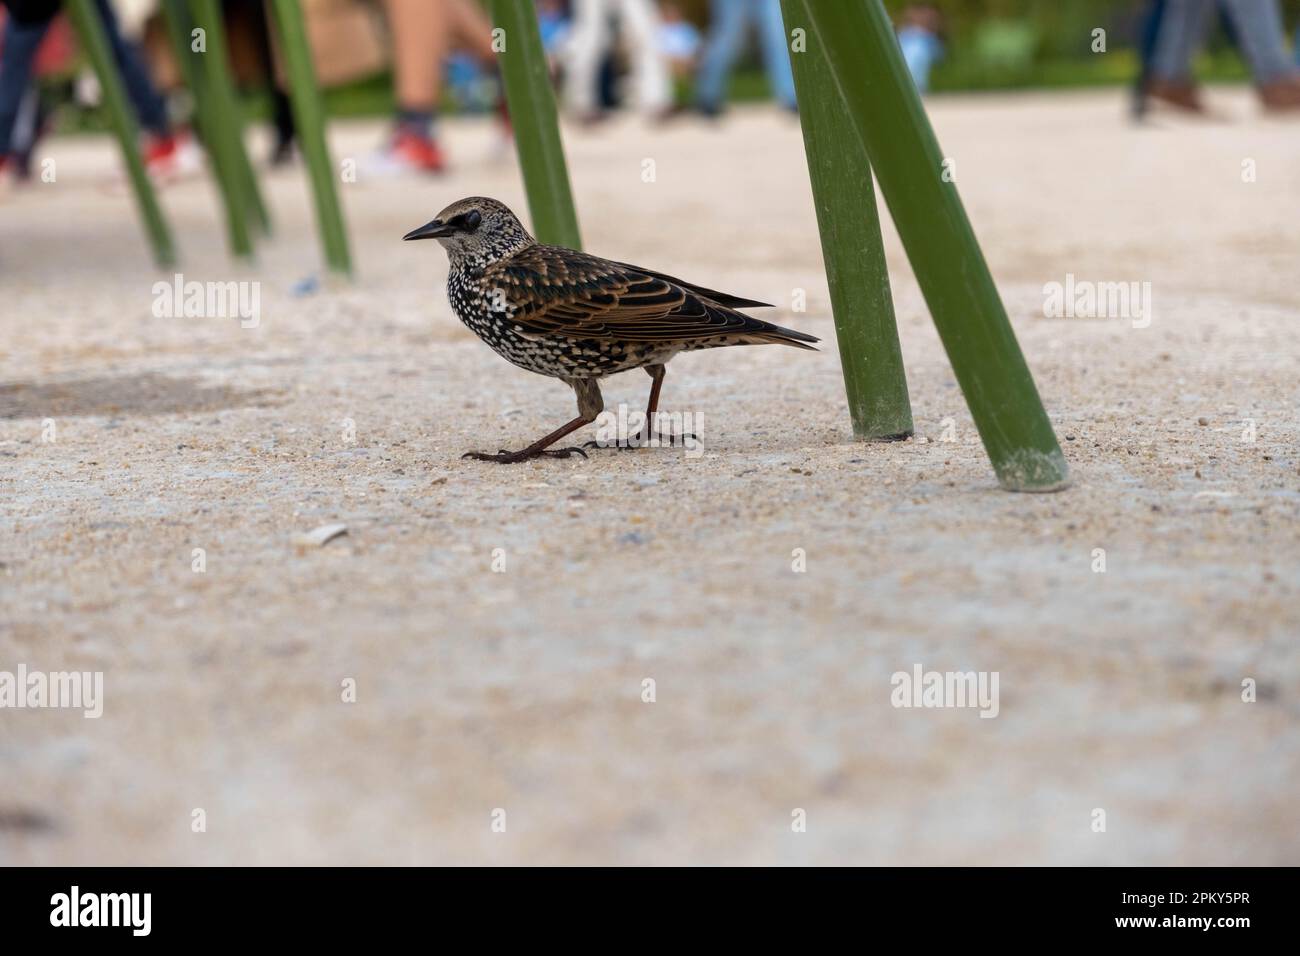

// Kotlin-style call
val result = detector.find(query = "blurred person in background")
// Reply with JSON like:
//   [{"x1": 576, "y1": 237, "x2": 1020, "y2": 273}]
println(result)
[
  {"x1": 379, "y1": 0, "x2": 502, "y2": 173},
  {"x1": 1141, "y1": 0, "x2": 1300, "y2": 113},
  {"x1": 897, "y1": 3, "x2": 944, "y2": 94},
  {"x1": 1134, "y1": 0, "x2": 1167, "y2": 118},
  {"x1": 694, "y1": 0, "x2": 795, "y2": 117},
  {"x1": 565, "y1": 0, "x2": 670, "y2": 122},
  {"x1": 538, "y1": 0, "x2": 572, "y2": 64},
  {"x1": 0, "y1": 0, "x2": 182, "y2": 184},
  {"x1": 0, "y1": 0, "x2": 67, "y2": 182},
  {"x1": 657, "y1": 1, "x2": 700, "y2": 81},
  {"x1": 224, "y1": 0, "x2": 296, "y2": 166}
]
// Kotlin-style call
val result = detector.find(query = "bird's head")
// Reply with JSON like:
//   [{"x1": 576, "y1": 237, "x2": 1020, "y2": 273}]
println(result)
[{"x1": 403, "y1": 197, "x2": 534, "y2": 264}]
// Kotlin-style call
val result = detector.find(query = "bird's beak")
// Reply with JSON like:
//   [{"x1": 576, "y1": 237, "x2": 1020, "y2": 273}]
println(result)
[{"x1": 403, "y1": 218, "x2": 454, "y2": 241}]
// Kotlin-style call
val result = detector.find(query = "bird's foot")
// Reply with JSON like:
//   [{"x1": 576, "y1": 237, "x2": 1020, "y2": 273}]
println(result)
[
  {"x1": 461, "y1": 446, "x2": 588, "y2": 464},
  {"x1": 583, "y1": 430, "x2": 698, "y2": 451}
]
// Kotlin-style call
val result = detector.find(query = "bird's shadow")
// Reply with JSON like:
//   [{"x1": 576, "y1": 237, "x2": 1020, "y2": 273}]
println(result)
[{"x1": 0, "y1": 372, "x2": 279, "y2": 420}]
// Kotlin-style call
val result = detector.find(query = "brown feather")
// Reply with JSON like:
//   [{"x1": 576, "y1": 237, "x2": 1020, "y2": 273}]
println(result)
[{"x1": 485, "y1": 245, "x2": 819, "y2": 349}]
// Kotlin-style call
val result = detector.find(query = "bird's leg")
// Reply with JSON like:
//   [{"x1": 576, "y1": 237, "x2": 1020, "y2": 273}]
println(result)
[
  {"x1": 463, "y1": 379, "x2": 602, "y2": 463},
  {"x1": 588, "y1": 364, "x2": 696, "y2": 450},
  {"x1": 642, "y1": 364, "x2": 699, "y2": 446},
  {"x1": 462, "y1": 416, "x2": 591, "y2": 463},
  {"x1": 640, "y1": 363, "x2": 666, "y2": 445}
]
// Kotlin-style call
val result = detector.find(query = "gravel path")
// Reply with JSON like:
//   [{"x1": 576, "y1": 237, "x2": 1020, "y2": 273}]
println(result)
[{"x1": 2, "y1": 90, "x2": 1298, "y2": 864}]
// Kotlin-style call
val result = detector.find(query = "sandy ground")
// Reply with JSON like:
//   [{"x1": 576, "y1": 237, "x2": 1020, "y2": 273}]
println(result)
[{"x1": 2, "y1": 89, "x2": 1298, "y2": 866}]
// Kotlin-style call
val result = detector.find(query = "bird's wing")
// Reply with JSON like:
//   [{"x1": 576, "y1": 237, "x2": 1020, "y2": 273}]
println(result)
[
  {"x1": 603, "y1": 259, "x2": 774, "y2": 309},
  {"x1": 483, "y1": 244, "x2": 816, "y2": 347}
]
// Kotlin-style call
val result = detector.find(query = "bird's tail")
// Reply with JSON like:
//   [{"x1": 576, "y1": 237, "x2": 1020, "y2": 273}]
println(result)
[
  {"x1": 696, "y1": 296, "x2": 820, "y2": 350},
  {"x1": 742, "y1": 321, "x2": 820, "y2": 351}
]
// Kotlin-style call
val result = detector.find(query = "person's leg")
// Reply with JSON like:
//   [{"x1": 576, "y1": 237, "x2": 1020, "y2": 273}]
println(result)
[
  {"x1": 233, "y1": 0, "x2": 296, "y2": 161},
  {"x1": 755, "y1": 0, "x2": 795, "y2": 110},
  {"x1": 384, "y1": 0, "x2": 450, "y2": 127},
  {"x1": 9, "y1": 85, "x2": 40, "y2": 176},
  {"x1": 1139, "y1": 0, "x2": 1167, "y2": 67},
  {"x1": 93, "y1": 0, "x2": 169, "y2": 136},
  {"x1": 445, "y1": 0, "x2": 497, "y2": 62},
  {"x1": 380, "y1": 0, "x2": 454, "y2": 171},
  {"x1": 694, "y1": 0, "x2": 748, "y2": 114},
  {"x1": 1217, "y1": 0, "x2": 1295, "y2": 84},
  {"x1": 1132, "y1": 0, "x2": 1167, "y2": 117},
  {"x1": 0, "y1": 14, "x2": 54, "y2": 156},
  {"x1": 618, "y1": 0, "x2": 670, "y2": 114},
  {"x1": 566, "y1": 0, "x2": 610, "y2": 116},
  {"x1": 1144, "y1": 0, "x2": 1213, "y2": 110},
  {"x1": 444, "y1": 0, "x2": 509, "y2": 126},
  {"x1": 1149, "y1": 0, "x2": 1212, "y2": 83}
]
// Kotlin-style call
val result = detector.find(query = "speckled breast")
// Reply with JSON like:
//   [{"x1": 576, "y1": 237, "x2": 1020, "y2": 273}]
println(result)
[{"x1": 446, "y1": 272, "x2": 674, "y2": 378}]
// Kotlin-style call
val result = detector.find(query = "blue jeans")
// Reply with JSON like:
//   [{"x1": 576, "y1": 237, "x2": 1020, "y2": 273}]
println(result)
[
  {"x1": 1151, "y1": 0, "x2": 1294, "y2": 84},
  {"x1": 0, "y1": 0, "x2": 168, "y2": 155},
  {"x1": 695, "y1": 0, "x2": 796, "y2": 112}
]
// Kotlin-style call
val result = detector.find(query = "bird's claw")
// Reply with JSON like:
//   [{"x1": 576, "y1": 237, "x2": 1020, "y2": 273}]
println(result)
[
  {"x1": 582, "y1": 438, "x2": 626, "y2": 450},
  {"x1": 461, "y1": 446, "x2": 588, "y2": 463}
]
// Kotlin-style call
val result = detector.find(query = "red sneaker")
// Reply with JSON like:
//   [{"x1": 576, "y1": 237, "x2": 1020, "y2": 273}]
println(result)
[
  {"x1": 388, "y1": 128, "x2": 446, "y2": 174},
  {"x1": 144, "y1": 132, "x2": 179, "y2": 173},
  {"x1": 142, "y1": 130, "x2": 200, "y2": 180}
]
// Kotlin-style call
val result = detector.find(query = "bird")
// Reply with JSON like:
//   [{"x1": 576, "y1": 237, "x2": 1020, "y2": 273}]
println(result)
[{"x1": 403, "y1": 197, "x2": 818, "y2": 463}]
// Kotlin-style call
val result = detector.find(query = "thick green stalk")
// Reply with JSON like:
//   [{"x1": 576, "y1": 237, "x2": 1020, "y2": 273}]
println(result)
[
  {"x1": 190, "y1": 0, "x2": 253, "y2": 257},
  {"x1": 487, "y1": 0, "x2": 582, "y2": 248},
  {"x1": 164, "y1": 0, "x2": 271, "y2": 240},
  {"x1": 781, "y1": 0, "x2": 913, "y2": 441},
  {"x1": 268, "y1": 0, "x2": 352, "y2": 275},
  {"x1": 66, "y1": 0, "x2": 176, "y2": 266},
  {"x1": 804, "y1": 0, "x2": 1069, "y2": 491}
]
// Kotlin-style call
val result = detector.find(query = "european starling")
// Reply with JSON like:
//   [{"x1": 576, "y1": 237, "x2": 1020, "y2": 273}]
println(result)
[{"x1": 403, "y1": 197, "x2": 818, "y2": 463}]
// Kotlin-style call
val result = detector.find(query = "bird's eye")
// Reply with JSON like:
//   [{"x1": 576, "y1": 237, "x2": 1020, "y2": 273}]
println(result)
[{"x1": 463, "y1": 210, "x2": 482, "y2": 232}]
